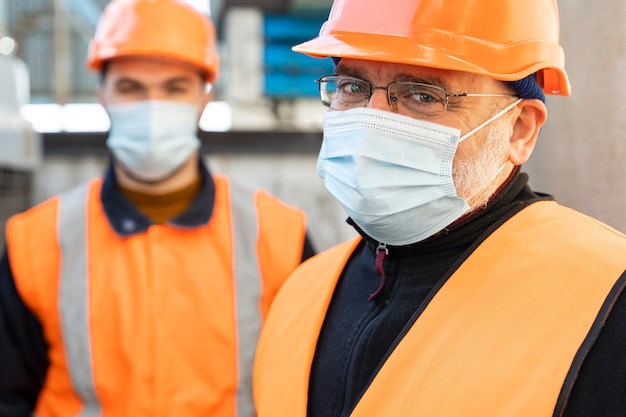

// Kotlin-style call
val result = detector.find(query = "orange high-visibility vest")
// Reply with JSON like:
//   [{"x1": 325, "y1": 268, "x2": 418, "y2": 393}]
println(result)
[
  {"x1": 7, "y1": 174, "x2": 307, "y2": 417},
  {"x1": 254, "y1": 201, "x2": 626, "y2": 417}
]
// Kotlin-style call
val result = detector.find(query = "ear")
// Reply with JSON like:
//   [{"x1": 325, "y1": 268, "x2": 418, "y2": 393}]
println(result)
[
  {"x1": 508, "y1": 99, "x2": 547, "y2": 165},
  {"x1": 197, "y1": 84, "x2": 213, "y2": 118}
]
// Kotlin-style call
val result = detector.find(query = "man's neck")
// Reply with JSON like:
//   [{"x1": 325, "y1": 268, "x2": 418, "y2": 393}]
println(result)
[{"x1": 114, "y1": 153, "x2": 200, "y2": 195}]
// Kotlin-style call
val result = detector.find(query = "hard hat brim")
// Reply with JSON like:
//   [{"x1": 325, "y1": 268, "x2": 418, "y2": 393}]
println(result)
[{"x1": 293, "y1": 32, "x2": 571, "y2": 96}]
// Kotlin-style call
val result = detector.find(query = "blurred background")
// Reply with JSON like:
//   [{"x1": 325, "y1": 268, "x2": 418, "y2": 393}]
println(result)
[{"x1": 0, "y1": 0, "x2": 624, "y2": 252}]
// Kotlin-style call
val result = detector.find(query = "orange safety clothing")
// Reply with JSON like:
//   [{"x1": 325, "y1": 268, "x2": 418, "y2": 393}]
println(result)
[
  {"x1": 7, "y1": 174, "x2": 307, "y2": 417},
  {"x1": 254, "y1": 200, "x2": 626, "y2": 416}
]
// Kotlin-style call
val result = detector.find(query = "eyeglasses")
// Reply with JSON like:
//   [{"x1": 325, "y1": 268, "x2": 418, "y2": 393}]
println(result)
[{"x1": 316, "y1": 75, "x2": 519, "y2": 118}]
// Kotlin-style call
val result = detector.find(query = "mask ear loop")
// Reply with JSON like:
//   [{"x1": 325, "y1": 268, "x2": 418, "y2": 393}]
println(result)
[{"x1": 459, "y1": 98, "x2": 523, "y2": 142}]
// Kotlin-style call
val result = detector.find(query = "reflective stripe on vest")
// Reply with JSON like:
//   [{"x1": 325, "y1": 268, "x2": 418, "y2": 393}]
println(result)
[
  {"x1": 58, "y1": 183, "x2": 100, "y2": 417},
  {"x1": 229, "y1": 182, "x2": 262, "y2": 417},
  {"x1": 57, "y1": 181, "x2": 263, "y2": 417}
]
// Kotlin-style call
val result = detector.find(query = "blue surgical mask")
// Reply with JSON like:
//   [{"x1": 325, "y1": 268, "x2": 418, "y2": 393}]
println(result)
[
  {"x1": 106, "y1": 100, "x2": 201, "y2": 182},
  {"x1": 318, "y1": 100, "x2": 521, "y2": 246}
]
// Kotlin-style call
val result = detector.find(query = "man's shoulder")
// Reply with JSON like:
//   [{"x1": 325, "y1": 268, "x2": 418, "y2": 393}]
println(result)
[
  {"x1": 502, "y1": 201, "x2": 626, "y2": 268},
  {"x1": 512, "y1": 200, "x2": 625, "y2": 238},
  {"x1": 541, "y1": 201, "x2": 626, "y2": 241},
  {"x1": 9, "y1": 177, "x2": 100, "y2": 228},
  {"x1": 289, "y1": 238, "x2": 360, "y2": 278}
]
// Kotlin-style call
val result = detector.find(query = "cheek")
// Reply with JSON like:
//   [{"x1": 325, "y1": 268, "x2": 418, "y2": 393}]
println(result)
[
  {"x1": 174, "y1": 89, "x2": 207, "y2": 105},
  {"x1": 197, "y1": 93, "x2": 211, "y2": 117},
  {"x1": 452, "y1": 139, "x2": 476, "y2": 164},
  {"x1": 196, "y1": 106, "x2": 205, "y2": 121}
]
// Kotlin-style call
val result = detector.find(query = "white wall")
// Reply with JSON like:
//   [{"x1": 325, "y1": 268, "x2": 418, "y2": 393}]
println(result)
[{"x1": 523, "y1": 1, "x2": 626, "y2": 232}]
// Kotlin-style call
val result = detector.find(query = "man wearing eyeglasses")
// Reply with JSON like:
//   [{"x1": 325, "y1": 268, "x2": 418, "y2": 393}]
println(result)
[{"x1": 253, "y1": 0, "x2": 626, "y2": 416}]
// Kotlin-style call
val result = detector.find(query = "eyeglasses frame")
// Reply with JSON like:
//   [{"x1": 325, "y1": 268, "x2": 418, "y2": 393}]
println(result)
[{"x1": 315, "y1": 74, "x2": 519, "y2": 114}]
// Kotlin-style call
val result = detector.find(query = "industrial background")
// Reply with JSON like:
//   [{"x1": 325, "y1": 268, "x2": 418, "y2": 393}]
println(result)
[{"x1": 0, "y1": 0, "x2": 624, "y2": 252}]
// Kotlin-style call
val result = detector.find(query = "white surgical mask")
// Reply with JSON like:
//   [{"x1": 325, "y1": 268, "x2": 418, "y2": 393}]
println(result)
[
  {"x1": 106, "y1": 100, "x2": 201, "y2": 182},
  {"x1": 318, "y1": 99, "x2": 521, "y2": 246}
]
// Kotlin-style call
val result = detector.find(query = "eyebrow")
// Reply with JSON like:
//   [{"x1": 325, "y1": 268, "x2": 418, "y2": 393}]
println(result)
[
  {"x1": 163, "y1": 76, "x2": 195, "y2": 86},
  {"x1": 113, "y1": 75, "x2": 196, "y2": 89},
  {"x1": 335, "y1": 65, "x2": 454, "y2": 92},
  {"x1": 113, "y1": 77, "x2": 142, "y2": 88},
  {"x1": 395, "y1": 73, "x2": 457, "y2": 93},
  {"x1": 334, "y1": 64, "x2": 363, "y2": 78}
]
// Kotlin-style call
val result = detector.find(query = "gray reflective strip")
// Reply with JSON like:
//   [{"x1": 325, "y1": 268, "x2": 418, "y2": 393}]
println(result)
[
  {"x1": 229, "y1": 182, "x2": 263, "y2": 417},
  {"x1": 55, "y1": 181, "x2": 261, "y2": 416},
  {"x1": 57, "y1": 183, "x2": 101, "y2": 417}
]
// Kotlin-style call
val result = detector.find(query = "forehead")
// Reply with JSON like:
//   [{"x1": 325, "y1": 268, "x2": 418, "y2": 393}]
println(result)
[
  {"x1": 103, "y1": 56, "x2": 205, "y2": 84},
  {"x1": 335, "y1": 58, "x2": 497, "y2": 92}
]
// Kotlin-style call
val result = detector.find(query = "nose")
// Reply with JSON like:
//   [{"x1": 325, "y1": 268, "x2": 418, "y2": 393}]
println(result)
[
  {"x1": 147, "y1": 89, "x2": 166, "y2": 101},
  {"x1": 366, "y1": 86, "x2": 395, "y2": 111}
]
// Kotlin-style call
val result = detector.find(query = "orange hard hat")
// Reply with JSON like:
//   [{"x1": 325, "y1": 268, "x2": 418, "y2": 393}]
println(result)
[
  {"x1": 87, "y1": 0, "x2": 219, "y2": 83},
  {"x1": 293, "y1": 0, "x2": 571, "y2": 96}
]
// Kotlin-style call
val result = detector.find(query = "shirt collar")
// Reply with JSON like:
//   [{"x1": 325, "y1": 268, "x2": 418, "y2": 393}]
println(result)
[{"x1": 101, "y1": 158, "x2": 216, "y2": 237}]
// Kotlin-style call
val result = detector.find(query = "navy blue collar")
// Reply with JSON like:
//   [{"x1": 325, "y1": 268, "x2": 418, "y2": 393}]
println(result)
[{"x1": 101, "y1": 158, "x2": 216, "y2": 237}]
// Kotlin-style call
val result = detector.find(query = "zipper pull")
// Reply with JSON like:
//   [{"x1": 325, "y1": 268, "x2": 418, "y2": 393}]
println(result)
[{"x1": 368, "y1": 243, "x2": 388, "y2": 301}]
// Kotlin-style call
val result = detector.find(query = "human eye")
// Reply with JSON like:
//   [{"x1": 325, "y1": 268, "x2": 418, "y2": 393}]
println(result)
[
  {"x1": 166, "y1": 85, "x2": 188, "y2": 95},
  {"x1": 393, "y1": 82, "x2": 446, "y2": 116},
  {"x1": 405, "y1": 83, "x2": 444, "y2": 103},
  {"x1": 321, "y1": 76, "x2": 368, "y2": 109},
  {"x1": 336, "y1": 76, "x2": 368, "y2": 97},
  {"x1": 115, "y1": 79, "x2": 144, "y2": 95},
  {"x1": 165, "y1": 80, "x2": 193, "y2": 96}
]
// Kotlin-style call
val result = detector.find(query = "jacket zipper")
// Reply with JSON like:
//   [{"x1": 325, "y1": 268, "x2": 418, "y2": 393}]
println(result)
[{"x1": 368, "y1": 242, "x2": 388, "y2": 301}]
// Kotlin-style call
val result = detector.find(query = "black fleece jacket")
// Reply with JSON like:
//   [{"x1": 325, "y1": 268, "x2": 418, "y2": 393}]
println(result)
[{"x1": 307, "y1": 170, "x2": 626, "y2": 417}]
